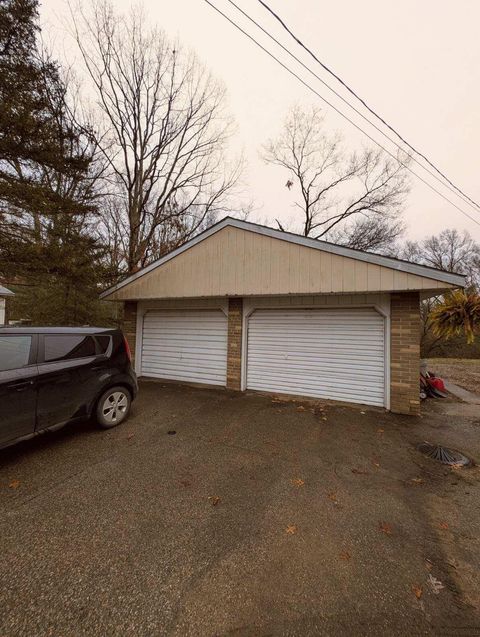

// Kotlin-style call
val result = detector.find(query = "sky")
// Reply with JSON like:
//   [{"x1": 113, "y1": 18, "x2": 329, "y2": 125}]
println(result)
[{"x1": 40, "y1": 0, "x2": 480, "y2": 242}]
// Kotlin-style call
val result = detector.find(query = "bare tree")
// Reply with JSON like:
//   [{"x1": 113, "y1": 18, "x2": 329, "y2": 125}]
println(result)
[
  {"x1": 401, "y1": 229, "x2": 480, "y2": 289},
  {"x1": 399, "y1": 229, "x2": 480, "y2": 355},
  {"x1": 262, "y1": 105, "x2": 409, "y2": 249},
  {"x1": 71, "y1": 1, "x2": 241, "y2": 273}
]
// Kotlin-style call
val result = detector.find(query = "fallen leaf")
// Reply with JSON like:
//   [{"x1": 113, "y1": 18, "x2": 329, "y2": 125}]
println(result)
[
  {"x1": 296, "y1": 406, "x2": 306, "y2": 412},
  {"x1": 439, "y1": 521, "x2": 449, "y2": 530},
  {"x1": 428, "y1": 574, "x2": 445, "y2": 595},
  {"x1": 351, "y1": 468, "x2": 369, "y2": 475},
  {"x1": 9, "y1": 479, "x2": 20, "y2": 489},
  {"x1": 379, "y1": 521, "x2": 393, "y2": 535},
  {"x1": 360, "y1": 411, "x2": 366, "y2": 415},
  {"x1": 127, "y1": 432, "x2": 135, "y2": 440},
  {"x1": 339, "y1": 550, "x2": 351, "y2": 561},
  {"x1": 411, "y1": 477, "x2": 424, "y2": 484},
  {"x1": 208, "y1": 495, "x2": 221, "y2": 506},
  {"x1": 372, "y1": 459, "x2": 380, "y2": 468},
  {"x1": 412, "y1": 584, "x2": 423, "y2": 599},
  {"x1": 180, "y1": 480, "x2": 191, "y2": 488},
  {"x1": 377, "y1": 428, "x2": 385, "y2": 434},
  {"x1": 327, "y1": 492, "x2": 338, "y2": 503},
  {"x1": 291, "y1": 478, "x2": 305, "y2": 487},
  {"x1": 425, "y1": 558, "x2": 433, "y2": 571},
  {"x1": 285, "y1": 524, "x2": 297, "y2": 535}
]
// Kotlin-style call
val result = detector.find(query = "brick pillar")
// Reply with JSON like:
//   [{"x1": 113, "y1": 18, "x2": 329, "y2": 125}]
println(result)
[
  {"x1": 122, "y1": 301, "x2": 137, "y2": 364},
  {"x1": 390, "y1": 292, "x2": 421, "y2": 415},
  {"x1": 227, "y1": 297, "x2": 243, "y2": 390}
]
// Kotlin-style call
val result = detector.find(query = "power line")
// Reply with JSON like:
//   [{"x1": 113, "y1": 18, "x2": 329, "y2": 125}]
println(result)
[
  {"x1": 225, "y1": 0, "x2": 480, "y2": 216},
  {"x1": 203, "y1": 0, "x2": 480, "y2": 228},
  {"x1": 257, "y1": 0, "x2": 480, "y2": 214}
]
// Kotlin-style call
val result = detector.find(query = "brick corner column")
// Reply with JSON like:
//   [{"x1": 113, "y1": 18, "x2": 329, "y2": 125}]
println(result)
[
  {"x1": 122, "y1": 300, "x2": 138, "y2": 364},
  {"x1": 390, "y1": 291, "x2": 421, "y2": 416},
  {"x1": 226, "y1": 297, "x2": 243, "y2": 391}
]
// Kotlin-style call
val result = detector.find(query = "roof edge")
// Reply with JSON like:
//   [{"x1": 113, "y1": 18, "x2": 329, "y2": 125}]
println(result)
[
  {"x1": 100, "y1": 217, "x2": 466, "y2": 299},
  {"x1": 0, "y1": 285, "x2": 14, "y2": 296}
]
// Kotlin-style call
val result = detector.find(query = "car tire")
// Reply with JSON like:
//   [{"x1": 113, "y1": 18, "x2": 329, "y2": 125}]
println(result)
[{"x1": 96, "y1": 386, "x2": 131, "y2": 429}]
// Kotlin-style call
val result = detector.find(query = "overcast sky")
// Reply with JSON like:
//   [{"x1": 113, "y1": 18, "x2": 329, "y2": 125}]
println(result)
[{"x1": 41, "y1": 0, "x2": 480, "y2": 242}]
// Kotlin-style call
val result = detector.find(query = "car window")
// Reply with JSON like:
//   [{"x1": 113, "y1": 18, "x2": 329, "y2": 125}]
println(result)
[
  {"x1": 95, "y1": 334, "x2": 112, "y2": 354},
  {"x1": 0, "y1": 335, "x2": 32, "y2": 371},
  {"x1": 44, "y1": 335, "x2": 96, "y2": 362}
]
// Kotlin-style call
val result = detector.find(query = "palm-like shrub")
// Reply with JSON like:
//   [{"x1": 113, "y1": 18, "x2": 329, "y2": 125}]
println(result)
[{"x1": 429, "y1": 290, "x2": 480, "y2": 344}]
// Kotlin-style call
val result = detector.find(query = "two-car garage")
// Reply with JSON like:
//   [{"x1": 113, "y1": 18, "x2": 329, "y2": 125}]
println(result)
[
  {"x1": 102, "y1": 218, "x2": 464, "y2": 415},
  {"x1": 139, "y1": 306, "x2": 386, "y2": 407}
]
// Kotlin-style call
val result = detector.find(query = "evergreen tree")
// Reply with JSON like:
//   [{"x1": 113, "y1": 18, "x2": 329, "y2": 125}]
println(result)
[{"x1": 0, "y1": 0, "x2": 115, "y2": 325}]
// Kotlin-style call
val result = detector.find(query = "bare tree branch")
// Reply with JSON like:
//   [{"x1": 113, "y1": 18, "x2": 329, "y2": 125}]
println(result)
[
  {"x1": 262, "y1": 105, "x2": 410, "y2": 249},
  {"x1": 71, "y1": 0, "x2": 242, "y2": 273}
]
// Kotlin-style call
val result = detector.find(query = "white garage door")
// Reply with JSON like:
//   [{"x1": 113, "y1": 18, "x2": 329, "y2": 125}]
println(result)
[
  {"x1": 141, "y1": 309, "x2": 227, "y2": 386},
  {"x1": 247, "y1": 308, "x2": 385, "y2": 406}
]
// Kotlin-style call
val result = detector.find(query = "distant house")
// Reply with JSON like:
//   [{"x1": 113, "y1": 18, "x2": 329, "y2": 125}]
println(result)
[{"x1": 0, "y1": 285, "x2": 14, "y2": 325}]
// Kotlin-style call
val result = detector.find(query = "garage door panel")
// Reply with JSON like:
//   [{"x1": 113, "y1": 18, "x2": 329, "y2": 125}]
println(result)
[
  {"x1": 247, "y1": 308, "x2": 385, "y2": 407},
  {"x1": 142, "y1": 356, "x2": 225, "y2": 370},
  {"x1": 251, "y1": 377, "x2": 385, "y2": 397},
  {"x1": 141, "y1": 310, "x2": 227, "y2": 386},
  {"x1": 251, "y1": 382, "x2": 384, "y2": 405},
  {"x1": 142, "y1": 336, "x2": 226, "y2": 346},
  {"x1": 248, "y1": 367, "x2": 385, "y2": 386},
  {"x1": 248, "y1": 365, "x2": 385, "y2": 381},
  {"x1": 247, "y1": 352, "x2": 385, "y2": 364}
]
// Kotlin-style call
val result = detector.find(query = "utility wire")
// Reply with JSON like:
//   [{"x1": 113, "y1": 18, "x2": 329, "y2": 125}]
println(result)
[
  {"x1": 203, "y1": 0, "x2": 480, "y2": 227},
  {"x1": 225, "y1": 0, "x2": 480, "y2": 216},
  {"x1": 257, "y1": 0, "x2": 480, "y2": 214}
]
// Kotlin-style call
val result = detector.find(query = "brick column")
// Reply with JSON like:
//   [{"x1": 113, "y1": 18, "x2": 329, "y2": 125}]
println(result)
[
  {"x1": 122, "y1": 301, "x2": 137, "y2": 364},
  {"x1": 390, "y1": 292, "x2": 421, "y2": 415},
  {"x1": 227, "y1": 297, "x2": 243, "y2": 391}
]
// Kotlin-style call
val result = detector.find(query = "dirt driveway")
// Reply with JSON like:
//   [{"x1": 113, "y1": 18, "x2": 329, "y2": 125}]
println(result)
[{"x1": 1, "y1": 381, "x2": 479, "y2": 636}]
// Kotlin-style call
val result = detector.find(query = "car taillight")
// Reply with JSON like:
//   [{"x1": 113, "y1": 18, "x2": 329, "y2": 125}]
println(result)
[{"x1": 123, "y1": 336, "x2": 132, "y2": 362}]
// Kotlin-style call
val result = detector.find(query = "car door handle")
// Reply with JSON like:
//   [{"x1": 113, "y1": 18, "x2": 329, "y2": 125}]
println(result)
[{"x1": 8, "y1": 380, "x2": 35, "y2": 391}]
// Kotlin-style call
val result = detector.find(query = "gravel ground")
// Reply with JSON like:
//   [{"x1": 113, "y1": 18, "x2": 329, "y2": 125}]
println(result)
[
  {"x1": 426, "y1": 358, "x2": 480, "y2": 394},
  {"x1": 1, "y1": 380, "x2": 479, "y2": 636}
]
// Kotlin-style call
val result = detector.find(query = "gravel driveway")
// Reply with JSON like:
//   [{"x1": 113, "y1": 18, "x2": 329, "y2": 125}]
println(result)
[{"x1": 1, "y1": 380, "x2": 479, "y2": 636}]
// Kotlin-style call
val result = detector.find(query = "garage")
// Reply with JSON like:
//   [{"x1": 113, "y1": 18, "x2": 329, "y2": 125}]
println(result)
[
  {"x1": 102, "y1": 218, "x2": 465, "y2": 415},
  {"x1": 141, "y1": 309, "x2": 227, "y2": 386},
  {"x1": 246, "y1": 307, "x2": 386, "y2": 406}
]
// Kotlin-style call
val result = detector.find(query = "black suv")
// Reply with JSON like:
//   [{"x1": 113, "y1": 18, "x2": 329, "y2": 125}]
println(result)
[{"x1": 0, "y1": 327, "x2": 138, "y2": 450}]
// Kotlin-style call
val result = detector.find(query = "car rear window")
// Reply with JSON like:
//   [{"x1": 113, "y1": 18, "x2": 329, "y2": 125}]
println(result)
[
  {"x1": 95, "y1": 334, "x2": 112, "y2": 354},
  {"x1": 0, "y1": 335, "x2": 32, "y2": 371},
  {"x1": 44, "y1": 335, "x2": 96, "y2": 362}
]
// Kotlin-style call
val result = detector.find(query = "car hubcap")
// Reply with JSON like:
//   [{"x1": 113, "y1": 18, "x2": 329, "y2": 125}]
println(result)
[{"x1": 102, "y1": 391, "x2": 128, "y2": 424}]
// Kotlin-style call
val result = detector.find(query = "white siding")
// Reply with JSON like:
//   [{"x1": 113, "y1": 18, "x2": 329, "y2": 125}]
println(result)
[
  {"x1": 141, "y1": 309, "x2": 227, "y2": 386},
  {"x1": 107, "y1": 226, "x2": 455, "y2": 301},
  {"x1": 246, "y1": 308, "x2": 385, "y2": 407}
]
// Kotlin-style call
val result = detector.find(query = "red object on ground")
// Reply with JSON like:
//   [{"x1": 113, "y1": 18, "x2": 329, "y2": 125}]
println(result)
[{"x1": 428, "y1": 376, "x2": 446, "y2": 392}]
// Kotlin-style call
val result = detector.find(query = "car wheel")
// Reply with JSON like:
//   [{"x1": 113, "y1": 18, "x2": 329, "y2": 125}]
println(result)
[{"x1": 96, "y1": 386, "x2": 131, "y2": 429}]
